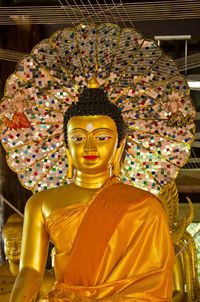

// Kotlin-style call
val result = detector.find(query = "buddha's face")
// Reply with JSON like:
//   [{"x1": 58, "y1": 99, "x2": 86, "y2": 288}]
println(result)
[
  {"x1": 3, "y1": 224, "x2": 22, "y2": 263},
  {"x1": 67, "y1": 115, "x2": 118, "y2": 174}
]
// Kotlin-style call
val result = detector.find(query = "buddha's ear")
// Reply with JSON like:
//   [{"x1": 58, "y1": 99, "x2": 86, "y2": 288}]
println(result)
[
  {"x1": 66, "y1": 148, "x2": 73, "y2": 179},
  {"x1": 113, "y1": 139, "x2": 126, "y2": 177}
]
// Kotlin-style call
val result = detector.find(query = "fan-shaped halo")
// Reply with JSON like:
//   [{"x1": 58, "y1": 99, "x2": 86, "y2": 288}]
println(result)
[{"x1": 0, "y1": 23, "x2": 195, "y2": 194}]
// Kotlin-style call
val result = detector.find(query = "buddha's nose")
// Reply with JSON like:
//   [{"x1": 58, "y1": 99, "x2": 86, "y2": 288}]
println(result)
[
  {"x1": 84, "y1": 135, "x2": 96, "y2": 152},
  {"x1": 11, "y1": 241, "x2": 19, "y2": 252}
]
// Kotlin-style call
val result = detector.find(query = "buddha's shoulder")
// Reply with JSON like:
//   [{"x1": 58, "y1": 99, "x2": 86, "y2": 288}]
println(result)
[
  {"x1": 25, "y1": 185, "x2": 73, "y2": 209},
  {"x1": 30, "y1": 185, "x2": 71, "y2": 197},
  {"x1": 0, "y1": 265, "x2": 15, "y2": 295},
  {"x1": 0, "y1": 262, "x2": 13, "y2": 277},
  {"x1": 111, "y1": 182, "x2": 153, "y2": 199},
  {"x1": 112, "y1": 182, "x2": 163, "y2": 212}
]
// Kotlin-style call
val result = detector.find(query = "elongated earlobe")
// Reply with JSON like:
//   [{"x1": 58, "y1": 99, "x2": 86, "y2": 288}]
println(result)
[
  {"x1": 66, "y1": 149, "x2": 73, "y2": 179},
  {"x1": 113, "y1": 139, "x2": 126, "y2": 177}
]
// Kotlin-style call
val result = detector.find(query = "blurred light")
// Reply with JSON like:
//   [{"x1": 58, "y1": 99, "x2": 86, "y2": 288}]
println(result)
[
  {"x1": 187, "y1": 80, "x2": 200, "y2": 89},
  {"x1": 154, "y1": 35, "x2": 191, "y2": 41}
]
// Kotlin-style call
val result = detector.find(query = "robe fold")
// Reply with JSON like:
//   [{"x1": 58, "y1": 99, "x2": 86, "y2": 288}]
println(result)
[{"x1": 46, "y1": 182, "x2": 174, "y2": 301}]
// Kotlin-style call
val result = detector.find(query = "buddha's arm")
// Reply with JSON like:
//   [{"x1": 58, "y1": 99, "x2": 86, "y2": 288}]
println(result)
[
  {"x1": 10, "y1": 195, "x2": 49, "y2": 302},
  {"x1": 172, "y1": 254, "x2": 185, "y2": 302}
]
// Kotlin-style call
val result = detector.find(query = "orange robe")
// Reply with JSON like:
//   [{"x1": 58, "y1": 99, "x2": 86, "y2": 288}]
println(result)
[{"x1": 47, "y1": 182, "x2": 174, "y2": 301}]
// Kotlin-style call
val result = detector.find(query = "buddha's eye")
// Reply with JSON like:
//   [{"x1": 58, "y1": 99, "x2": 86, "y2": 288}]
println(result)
[
  {"x1": 5, "y1": 241, "x2": 12, "y2": 247},
  {"x1": 70, "y1": 136, "x2": 86, "y2": 143},
  {"x1": 5, "y1": 240, "x2": 15, "y2": 247},
  {"x1": 5, "y1": 238, "x2": 22, "y2": 246},
  {"x1": 95, "y1": 135, "x2": 111, "y2": 141}
]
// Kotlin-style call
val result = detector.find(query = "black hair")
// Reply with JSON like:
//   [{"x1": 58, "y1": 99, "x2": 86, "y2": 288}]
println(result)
[{"x1": 63, "y1": 87, "x2": 127, "y2": 147}]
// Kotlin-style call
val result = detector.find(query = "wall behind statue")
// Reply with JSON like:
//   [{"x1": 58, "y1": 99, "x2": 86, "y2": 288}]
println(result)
[{"x1": 0, "y1": 19, "x2": 42, "y2": 262}]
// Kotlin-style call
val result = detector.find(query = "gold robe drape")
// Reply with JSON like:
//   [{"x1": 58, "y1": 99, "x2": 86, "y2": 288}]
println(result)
[{"x1": 47, "y1": 182, "x2": 174, "y2": 301}]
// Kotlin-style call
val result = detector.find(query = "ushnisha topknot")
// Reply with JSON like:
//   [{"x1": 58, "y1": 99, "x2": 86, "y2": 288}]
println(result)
[
  {"x1": 2, "y1": 213, "x2": 23, "y2": 238},
  {"x1": 63, "y1": 87, "x2": 127, "y2": 148}
]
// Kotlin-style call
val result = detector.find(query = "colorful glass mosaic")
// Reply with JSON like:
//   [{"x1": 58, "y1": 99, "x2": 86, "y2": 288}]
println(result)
[{"x1": 0, "y1": 23, "x2": 195, "y2": 194}]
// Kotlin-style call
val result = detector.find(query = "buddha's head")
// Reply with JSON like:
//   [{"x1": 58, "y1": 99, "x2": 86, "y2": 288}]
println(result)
[
  {"x1": 2, "y1": 214, "x2": 23, "y2": 264},
  {"x1": 64, "y1": 88, "x2": 127, "y2": 176}
]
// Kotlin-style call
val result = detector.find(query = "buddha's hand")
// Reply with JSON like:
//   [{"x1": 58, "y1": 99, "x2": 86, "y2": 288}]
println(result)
[{"x1": 9, "y1": 267, "x2": 42, "y2": 302}]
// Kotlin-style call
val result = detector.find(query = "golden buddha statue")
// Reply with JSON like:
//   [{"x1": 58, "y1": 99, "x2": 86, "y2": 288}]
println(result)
[
  {"x1": 0, "y1": 213, "x2": 55, "y2": 302},
  {"x1": 159, "y1": 182, "x2": 200, "y2": 301},
  {"x1": 0, "y1": 24, "x2": 196, "y2": 302},
  {"x1": 10, "y1": 87, "x2": 174, "y2": 302},
  {"x1": 0, "y1": 213, "x2": 23, "y2": 301},
  {"x1": 173, "y1": 200, "x2": 199, "y2": 302}
]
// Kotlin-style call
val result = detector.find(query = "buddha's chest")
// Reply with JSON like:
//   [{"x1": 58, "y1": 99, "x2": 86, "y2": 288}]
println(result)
[{"x1": 45, "y1": 202, "x2": 88, "y2": 254}]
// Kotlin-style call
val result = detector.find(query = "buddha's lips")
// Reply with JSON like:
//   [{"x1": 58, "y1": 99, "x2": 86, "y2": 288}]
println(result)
[{"x1": 83, "y1": 155, "x2": 98, "y2": 160}]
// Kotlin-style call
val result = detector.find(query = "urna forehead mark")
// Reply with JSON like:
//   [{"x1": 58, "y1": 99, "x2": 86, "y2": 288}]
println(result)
[{"x1": 86, "y1": 123, "x2": 94, "y2": 131}]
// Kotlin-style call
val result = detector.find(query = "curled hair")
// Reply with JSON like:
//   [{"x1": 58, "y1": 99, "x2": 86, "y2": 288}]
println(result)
[{"x1": 64, "y1": 88, "x2": 127, "y2": 147}]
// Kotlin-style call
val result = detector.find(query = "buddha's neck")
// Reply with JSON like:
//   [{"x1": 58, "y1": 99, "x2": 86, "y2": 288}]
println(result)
[
  {"x1": 74, "y1": 169, "x2": 112, "y2": 189},
  {"x1": 8, "y1": 260, "x2": 19, "y2": 277}
]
